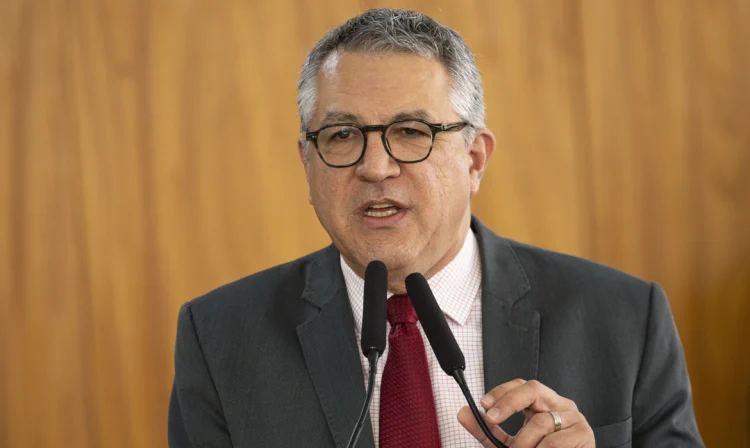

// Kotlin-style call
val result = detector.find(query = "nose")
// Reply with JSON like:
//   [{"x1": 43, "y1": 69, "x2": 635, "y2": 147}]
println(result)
[{"x1": 354, "y1": 132, "x2": 401, "y2": 182}]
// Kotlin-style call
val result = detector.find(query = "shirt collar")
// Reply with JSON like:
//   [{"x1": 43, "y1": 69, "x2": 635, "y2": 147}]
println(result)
[{"x1": 342, "y1": 228, "x2": 482, "y2": 333}]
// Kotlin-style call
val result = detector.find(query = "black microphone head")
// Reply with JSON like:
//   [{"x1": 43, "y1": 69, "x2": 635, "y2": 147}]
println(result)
[
  {"x1": 406, "y1": 272, "x2": 465, "y2": 375},
  {"x1": 361, "y1": 260, "x2": 388, "y2": 355}
]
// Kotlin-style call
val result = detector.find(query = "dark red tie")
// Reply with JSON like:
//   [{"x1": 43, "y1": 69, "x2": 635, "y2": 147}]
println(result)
[{"x1": 379, "y1": 294, "x2": 441, "y2": 447}]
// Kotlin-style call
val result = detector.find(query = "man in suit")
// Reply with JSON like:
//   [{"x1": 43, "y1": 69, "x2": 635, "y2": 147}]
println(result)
[{"x1": 169, "y1": 9, "x2": 703, "y2": 447}]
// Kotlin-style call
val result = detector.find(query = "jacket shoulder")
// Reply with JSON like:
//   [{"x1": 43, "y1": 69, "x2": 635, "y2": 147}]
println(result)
[
  {"x1": 506, "y1": 239, "x2": 654, "y2": 306},
  {"x1": 186, "y1": 246, "x2": 333, "y2": 316}
]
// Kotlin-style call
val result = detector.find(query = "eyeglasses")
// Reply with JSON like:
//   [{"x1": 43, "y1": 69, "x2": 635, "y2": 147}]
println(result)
[{"x1": 304, "y1": 119, "x2": 471, "y2": 168}]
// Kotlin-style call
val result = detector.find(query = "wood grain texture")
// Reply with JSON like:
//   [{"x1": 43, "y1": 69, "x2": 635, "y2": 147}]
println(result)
[{"x1": 1, "y1": 0, "x2": 748, "y2": 446}]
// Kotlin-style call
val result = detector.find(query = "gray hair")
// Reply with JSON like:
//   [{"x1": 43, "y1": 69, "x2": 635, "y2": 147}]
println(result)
[{"x1": 297, "y1": 8, "x2": 485, "y2": 161}]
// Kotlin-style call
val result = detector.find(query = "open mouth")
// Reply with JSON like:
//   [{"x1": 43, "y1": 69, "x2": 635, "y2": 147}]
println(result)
[{"x1": 364, "y1": 203, "x2": 401, "y2": 217}]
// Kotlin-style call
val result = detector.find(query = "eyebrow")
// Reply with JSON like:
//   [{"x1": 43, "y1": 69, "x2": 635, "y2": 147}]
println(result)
[
  {"x1": 390, "y1": 109, "x2": 433, "y2": 122},
  {"x1": 318, "y1": 109, "x2": 435, "y2": 127},
  {"x1": 319, "y1": 111, "x2": 360, "y2": 125}
]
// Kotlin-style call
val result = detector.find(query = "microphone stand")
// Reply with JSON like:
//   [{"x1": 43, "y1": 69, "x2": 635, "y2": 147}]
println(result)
[
  {"x1": 346, "y1": 351, "x2": 380, "y2": 448},
  {"x1": 452, "y1": 369, "x2": 508, "y2": 448}
]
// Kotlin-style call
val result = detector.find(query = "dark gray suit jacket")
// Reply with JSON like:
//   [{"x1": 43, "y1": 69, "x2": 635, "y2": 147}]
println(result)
[{"x1": 169, "y1": 217, "x2": 703, "y2": 447}]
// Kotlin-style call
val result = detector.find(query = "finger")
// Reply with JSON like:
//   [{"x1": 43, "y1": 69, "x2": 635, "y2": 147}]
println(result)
[
  {"x1": 480, "y1": 378, "x2": 527, "y2": 409},
  {"x1": 537, "y1": 421, "x2": 596, "y2": 448},
  {"x1": 512, "y1": 410, "x2": 585, "y2": 448},
  {"x1": 521, "y1": 408, "x2": 535, "y2": 424},
  {"x1": 485, "y1": 380, "x2": 575, "y2": 425},
  {"x1": 457, "y1": 405, "x2": 513, "y2": 448}
]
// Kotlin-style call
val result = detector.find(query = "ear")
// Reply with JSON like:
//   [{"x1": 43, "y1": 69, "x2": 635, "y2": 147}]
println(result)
[
  {"x1": 467, "y1": 128, "x2": 496, "y2": 197},
  {"x1": 298, "y1": 140, "x2": 313, "y2": 204}
]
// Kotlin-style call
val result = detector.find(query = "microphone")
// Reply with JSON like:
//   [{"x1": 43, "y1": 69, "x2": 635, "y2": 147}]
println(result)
[
  {"x1": 360, "y1": 260, "x2": 388, "y2": 356},
  {"x1": 406, "y1": 273, "x2": 508, "y2": 448},
  {"x1": 346, "y1": 260, "x2": 388, "y2": 448}
]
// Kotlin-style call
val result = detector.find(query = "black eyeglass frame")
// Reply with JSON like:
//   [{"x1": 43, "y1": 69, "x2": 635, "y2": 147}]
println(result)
[{"x1": 304, "y1": 119, "x2": 471, "y2": 168}]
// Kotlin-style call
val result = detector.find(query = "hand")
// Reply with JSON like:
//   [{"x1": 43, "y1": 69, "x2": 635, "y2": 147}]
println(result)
[{"x1": 457, "y1": 379, "x2": 595, "y2": 447}]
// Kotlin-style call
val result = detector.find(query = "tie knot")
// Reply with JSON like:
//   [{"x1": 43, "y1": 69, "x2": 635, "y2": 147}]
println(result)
[{"x1": 387, "y1": 294, "x2": 418, "y2": 324}]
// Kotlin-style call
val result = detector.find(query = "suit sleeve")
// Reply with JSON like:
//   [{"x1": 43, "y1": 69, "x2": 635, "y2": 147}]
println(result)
[
  {"x1": 168, "y1": 302, "x2": 233, "y2": 448},
  {"x1": 631, "y1": 283, "x2": 704, "y2": 446}
]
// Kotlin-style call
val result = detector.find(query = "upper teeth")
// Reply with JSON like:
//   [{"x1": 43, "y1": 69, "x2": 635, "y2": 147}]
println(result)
[{"x1": 370, "y1": 203, "x2": 393, "y2": 209}]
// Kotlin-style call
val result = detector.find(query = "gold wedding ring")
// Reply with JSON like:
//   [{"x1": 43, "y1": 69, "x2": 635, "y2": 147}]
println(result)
[{"x1": 549, "y1": 411, "x2": 562, "y2": 432}]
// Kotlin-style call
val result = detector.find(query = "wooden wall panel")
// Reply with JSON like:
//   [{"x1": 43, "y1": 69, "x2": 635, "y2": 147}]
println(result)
[{"x1": 1, "y1": 0, "x2": 748, "y2": 446}]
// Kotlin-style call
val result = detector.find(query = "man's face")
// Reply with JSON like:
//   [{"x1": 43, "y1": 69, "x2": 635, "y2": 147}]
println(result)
[{"x1": 299, "y1": 52, "x2": 493, "y2": 289}]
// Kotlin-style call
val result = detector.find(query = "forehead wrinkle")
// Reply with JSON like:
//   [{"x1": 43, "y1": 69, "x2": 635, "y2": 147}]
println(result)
[{"x1": 314, "y1": 53, "x2": 454, "y2": 129}]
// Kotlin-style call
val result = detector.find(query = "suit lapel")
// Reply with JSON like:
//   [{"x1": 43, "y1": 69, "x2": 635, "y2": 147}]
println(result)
[
  {"x1": 296, "y1": 219, "x2": 539, "y2": 444},
  {"x1": 296, "y1": 246, "x2": 375, "y2": 448},
  {"x1": 473, "y1": 217, "x2": 540, "y2": 434}
]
